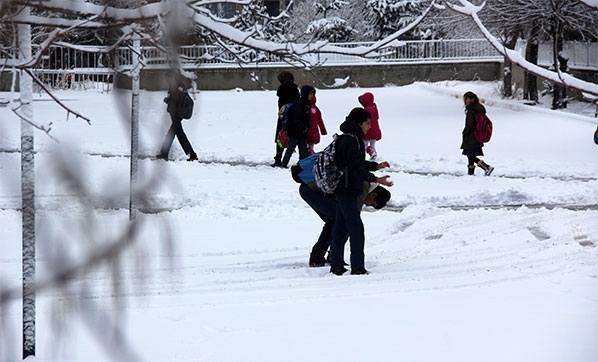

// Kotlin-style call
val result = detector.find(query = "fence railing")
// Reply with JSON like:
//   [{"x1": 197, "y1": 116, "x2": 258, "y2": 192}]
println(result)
[
  {"x1": 535, "y1": 41, "x2": 598, "y2": 70},
  {"x1": 10, "y1": 39, "x2": 595, "y2": 90}
]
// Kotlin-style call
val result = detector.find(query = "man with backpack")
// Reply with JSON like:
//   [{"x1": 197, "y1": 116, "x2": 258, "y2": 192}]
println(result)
[
  {"x1": 158, "y1": 71, "x2": 197, "y2": 162},
  {"x1": 280, "y1": 85, "x2": 315, "y2": 168},
  {"x1": 328, "y1": 107, "x2": 394, "y2": 275}
]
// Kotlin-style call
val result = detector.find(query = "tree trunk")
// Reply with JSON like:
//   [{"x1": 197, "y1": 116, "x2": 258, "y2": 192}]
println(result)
[
  {"x1": 129, "y1": 39, "x2": 141, "y2": 220},
  {"x1": 524, "y1": 23, "x2": 539, "y2": 103},
  {"x1": 502, "y1": 35, "x2": 518, "y2": 98},
  {"x1": 552, "y1": 20, "x2": 567, "y2": 109},
  {"x1": 18, "y1": 10, "x2": 36, "y2": 359}
]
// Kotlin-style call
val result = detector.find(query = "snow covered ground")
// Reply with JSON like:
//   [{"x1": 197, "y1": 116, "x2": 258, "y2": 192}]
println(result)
[{"x1": 1, "y1": 81, "x2": 597, "y2": 362}]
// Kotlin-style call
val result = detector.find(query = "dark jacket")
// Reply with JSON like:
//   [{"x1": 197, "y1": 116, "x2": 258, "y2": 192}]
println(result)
[
  {"x1": 461, "y1": 102, "x2": 485, "y2": 150},
  {"x1": 165, "y1": 81, "x2": 185, "y2": 117},
  {"x1": 285, "y1": 85, "x2": 314, "y2": 139},
  {"x1": 334, "y1": 117, "x2": 379, "y2": 195},
  {"x1": 277, "y1": 81, "x2": 300, "y2": 109}
]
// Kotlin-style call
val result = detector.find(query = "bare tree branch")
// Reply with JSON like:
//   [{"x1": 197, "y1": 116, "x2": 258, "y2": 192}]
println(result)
[{"x1": 24, "y1": 68, "x2": 93, "y2": 124}]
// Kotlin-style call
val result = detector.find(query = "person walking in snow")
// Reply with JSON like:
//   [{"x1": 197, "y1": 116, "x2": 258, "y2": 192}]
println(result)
[
  {"x1": 461, "y1": 91, "x2": 494, "y2": 176},
  {"x1": 329, "y1": 107, "x2": 394, "y2": 276},
  {"x1": 280, "y1": 85, "x2": 315, "y2": 168},
  {"x1": 158, "y1": 71, "x2": 197, "y2": 162},
  {"x1": 306, "y1": 95, "x2": 327, "y2": 155},
  {"x1": 358, "y1": 92, "x2": 382, "y2": 160},
  {"x1": 300, "y1": 181, "x2": 391, "y2": 268},
  {"x1": 272, "y1": 71, "x2": 300, "y2": 167}
]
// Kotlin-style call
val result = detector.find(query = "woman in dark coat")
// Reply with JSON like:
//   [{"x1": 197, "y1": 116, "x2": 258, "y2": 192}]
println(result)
[
  {"x1": 329, "y1": 107, "x2": 393, "y2": 276},
  {"x1": 461, "y1": 91, "x2": 494, "y2": 176},
  {"x1": 272, "y1": 71, "x2": 300, "y2": 167}
]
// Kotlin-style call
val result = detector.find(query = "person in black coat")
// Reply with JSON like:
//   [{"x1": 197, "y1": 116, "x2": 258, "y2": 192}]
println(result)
[
  {"x1": 272, "y1": 71, "x2": 300, "y2": 167},
  {"x1": 280, "y1": 85, "x2": 315, "y2": 167},
  {"x1": 461, "y1": 91, "x2": 494, "y2": 175},
  {"x1": 329, "y1": 107, "x2": 394, "y2": 276},
  {"x1": 158, "y1": 71, "x2": 197, "y2": 161}
]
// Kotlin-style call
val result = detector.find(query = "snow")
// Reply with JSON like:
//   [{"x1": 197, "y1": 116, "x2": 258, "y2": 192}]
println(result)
[{"x1": 1, "y1": 81, "x2": 598, "y2": 362}]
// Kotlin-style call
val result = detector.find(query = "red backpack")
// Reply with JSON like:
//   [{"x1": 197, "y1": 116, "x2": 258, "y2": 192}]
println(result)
[{"x1": 474, "y1": 112, "x2": 493, "y2": 143}]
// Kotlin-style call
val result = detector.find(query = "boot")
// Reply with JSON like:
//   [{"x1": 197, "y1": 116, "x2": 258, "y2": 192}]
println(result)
[
  {"x1": 330, "y1": 266, "x2": 348, "y2": 276},
  {"x1": 187, "y1": 152, "x2": 198, "y2": 161},
  {"x1": 271, "y1": 146, "x2": 284, "y2": 167},
  {"x1": 366, "y1": 146, "x2": 377, "y2": 160},
  {"x1": 467, "y1": 165, "x2": 475, "y2": 175},
  {"x1": 350, "y1": 268, "x2": 369, "y2": 275},
  {"x1": 476, "y1": 160, "x2": 494, "y2": 176},
  {"x1": 309, "y1": 253, "x2": 326, "y2": 267}
]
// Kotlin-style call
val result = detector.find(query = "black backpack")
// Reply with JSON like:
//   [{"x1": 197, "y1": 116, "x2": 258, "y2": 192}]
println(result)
[
  {"x1": 177, "y1": 91, "x2": 194, "y2": 120},
  {"x1": 284, "y1": 101, "x2": 304, "y2": 133}
]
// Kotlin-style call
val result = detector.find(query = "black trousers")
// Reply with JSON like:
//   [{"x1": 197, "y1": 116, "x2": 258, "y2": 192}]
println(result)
[{"x1": 161, "y1": 113, "x2": 194, "y2": 156}]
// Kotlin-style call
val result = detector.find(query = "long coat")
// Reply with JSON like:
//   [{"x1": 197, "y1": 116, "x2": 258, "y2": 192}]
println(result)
[
  {"x1": 358, "y1": 92, "x2": 382, "y2": 141},
  {"x1": 275, "y1": 81, "x2": 300, "y2": 141},
  {"x1": 285, "y1": 85, "x2": 314, "y2": 139},
  {"x1": 277, "y1": 81, "x2": 300, "y2": 109},
  {"x1": 461, "y1": 102, "x2": 486, "y2": 150},
  {"x1": 306, "y1": 96, "x2": 327, "y2": 145}
]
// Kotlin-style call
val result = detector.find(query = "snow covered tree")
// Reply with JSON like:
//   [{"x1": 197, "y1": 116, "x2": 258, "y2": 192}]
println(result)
[
  {"x1": 301, "y1": 0, "x2": 352, "y2": 42},
  {"x1": 232, "y1": 0, "x2": 291, "y2": 42},
  {"x1": 287, "y1": 0, "x2": 436, "y2": 42},
  {"x1": 469, "y1": 0, "x2": 597, "y2": 101},
  {"x1": 306, "y1": 17, "x2": 355, "y2": 42},
  {"x1": 300, "y1": 0, "x2": 355, "y2": 42},
  {"x1": 363, "y1": 0, "x2": 431, "y2": 40},
  {"x1": 445, "y1": 0, "x2": 598, "y2": 98}
]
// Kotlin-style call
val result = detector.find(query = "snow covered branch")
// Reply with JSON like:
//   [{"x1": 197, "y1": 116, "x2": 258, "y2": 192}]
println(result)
[
  {"x1": 3, "y1": 0, "x2": 437, "y2": 66},
  {"x1": 190, "y1": 0, "x2": 436, "y2": 60},
  {"x1": 446, "y1": 0, "x2": 598, "y2": 96},
  {"x1": 578, "y1": 0, "x2": 598, "y2": 10}
]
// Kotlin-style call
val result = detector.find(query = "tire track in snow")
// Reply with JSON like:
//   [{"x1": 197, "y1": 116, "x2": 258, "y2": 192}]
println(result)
[
  {"x1": 2, "y1": 149, "x2": 595, "y2": 182},
  {"x1": 1, "y1": 208, "x2": 595, "y2": 308},
  {"x1": 1, "y1": 200, "x2": 597, "y2": 213}
]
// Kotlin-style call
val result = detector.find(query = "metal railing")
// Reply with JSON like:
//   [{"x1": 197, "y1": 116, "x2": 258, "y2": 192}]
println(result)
[
  {"x1": 112, "y1": 38, "x2": 504, "y2": 68},
  {"x1": 6, "y1": 39, "x2": 593, "y2": 90},
  {"x1": 536, "y1": 41, "x2": 598, "y2": 70}
]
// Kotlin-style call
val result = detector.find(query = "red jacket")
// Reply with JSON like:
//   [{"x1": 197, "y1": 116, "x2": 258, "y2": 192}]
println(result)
[
  {"x1": 358, "y1": 92, "x2": 382, "y2": 141},
  {"x1": 306, "y1": 96, "x2": 327, "y2": 144}
]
